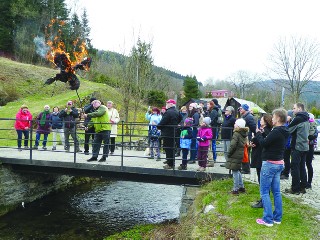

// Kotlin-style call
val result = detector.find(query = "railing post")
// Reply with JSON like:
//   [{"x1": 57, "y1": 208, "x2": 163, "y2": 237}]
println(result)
[
  {"x1": 121, "y1": 120, "x2": 124, "y2": 169},
  {"x1": 173, "y1": 125, "x2": 176, "y2": 171},
  {"x1": 129, "y1": 122, "x2": 132, "y2": 150},
  {"x1": 29, "y1": 119, "x2": 33, "y2": 163},
  {"x1": 74, "y1": 123, "x2": 77, "y2": 163}
]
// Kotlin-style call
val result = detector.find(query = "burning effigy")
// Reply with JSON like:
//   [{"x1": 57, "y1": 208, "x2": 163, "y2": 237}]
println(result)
[{"x1": 41, "y1": 19, "x2": 92, "y2": 91}]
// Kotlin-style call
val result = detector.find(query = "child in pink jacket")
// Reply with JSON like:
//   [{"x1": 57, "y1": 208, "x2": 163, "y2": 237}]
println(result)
[{"x1": 197, "y1": 117, "x2": 213, "y2": 171}]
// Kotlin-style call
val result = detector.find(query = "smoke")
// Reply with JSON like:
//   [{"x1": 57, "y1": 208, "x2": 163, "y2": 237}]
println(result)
[{"x1": 33, "y1": 36, "x2": 50, "y2": 58}]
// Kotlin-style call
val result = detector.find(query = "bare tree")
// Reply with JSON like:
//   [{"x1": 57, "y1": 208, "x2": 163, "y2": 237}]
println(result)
[
  {"x1": 268, "y1": 36, "x2": 320, "y2": 102},
  {"x1": 226, "y1": 70, "x2": 261, "y2": 99}
]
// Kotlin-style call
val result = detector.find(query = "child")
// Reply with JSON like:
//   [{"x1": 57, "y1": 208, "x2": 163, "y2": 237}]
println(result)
[
  {"x1": 226, "y1": 118, "x2": 248, "y2": 195},
  {"x1": 196, "y1": 117, "x2": 213, "y2": 171},
  {"x1": 178, "y1": 117, "x2": 193, "y2": 170},
  {"x1": 149, "y1": 121, "x2": 161, "y2": 160}
]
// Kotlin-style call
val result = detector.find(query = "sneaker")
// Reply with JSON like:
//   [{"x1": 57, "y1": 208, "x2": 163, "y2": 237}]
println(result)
[
  {"x1": 33, "y1": 145, "x2": 38, "y2": 150},
  {"x1": 284, "y1": 188, "x2": 300, "y2": 195},
  {"x1": 65, "y1": 147, "x2": 70, "y2": 152},
  {"x1": 98, "y1": 157, "x2": 106, "y2": 162},
  {"x1": 256, "y1": 218, "x2": 273, "y2": 227},
  {"x1": 87, "y1": 157, "x2": 97, "y2": 162},
  {"x1": 18, "y1": 148, "x2": 22, "y2": 152},
  {"x1": 197, "y1": 167, "x2": 205, "y2": 172},
  {"x1": 273, "y1": 220, "x2": 281, "y2": 225},
  {"x1": 42, "y1": 146, "x2": 47, "y2": 150},
  {"x1": 163, "y1": 164, "x2": 173, "y2": 170},
  {"x1": 52, "y1": 146, "x2": 56, "y2": 151},
  {"x1": 24, "y1": 146, "x2": 29, "y2": 149},
  {"x1": 156, "y1": 157, "x2": 161, "y2": 161},
  {"x1": 178, "y1": 164, "x2": 187, "y2": 170},
  {"x1": 84, "y1": 151, "x2": 89, "y2": 155},
  {"x1": 251, "y1": 200, "x2": 263, "y2": 208},
  {"x1": 110, "y1": 152, "x2": 114, "y2": 155},
  {"x1": 230, "y1": 190, "x2": 239, "y2": 195},
  {"x1": 238, "y1": 187, "x2": 246, "y2": 193},
  {"x1": 280, "y1": 174, "x2": 289, "y2": 180}
]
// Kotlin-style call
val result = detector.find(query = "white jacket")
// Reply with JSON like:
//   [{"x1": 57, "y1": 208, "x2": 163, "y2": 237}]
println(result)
[{"x1": 107, "y1": 108, "x2": 120, "y2": 137}]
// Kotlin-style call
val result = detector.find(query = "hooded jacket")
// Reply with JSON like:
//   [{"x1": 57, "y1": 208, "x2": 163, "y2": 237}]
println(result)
[
  {"x1": 226, "y1": 127, "x2": 248, "y2": 170},
  {"x1": 256, "y1": 125, "x2": 289, "y2": 161},
  {"x1": 197, "y1": 126, "x2": 213, "y2": 147},
  {"x1": 15, "y1": 109, "x2": 33, "y2": 130},
  {"x1": 288, "y1": 111, "x2": 309, "y2": 151}
]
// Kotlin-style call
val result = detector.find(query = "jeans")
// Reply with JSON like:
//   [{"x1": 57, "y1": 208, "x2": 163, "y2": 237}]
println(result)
[
  {"x1": 260, "y1": 161, "x2": 284, "y2": 224},
  {"x1": 84, "y1": 127, "x2": 95, "y2": 152},
  {"x1": 150, "y1": 139, "x2": 160, "y2": 158},
  {"x1": 92, "y1": 130, "x2": 110, "y2": 158},
  {"x1": 64, "y1": 127, "x2": 80, "y2": 150},
  {"x1": 223, "y1": 140, "x2": 230, "y2": 162},
  {"x1": 52, "y1": 128, "x2": 65, "y2": 147},
  {"x1": 181, "y1": 148, "x2": 189, "y2": 166},
  {"x1": 16, "y1": 130, "x2": 29, "y2": 148},
  {"x1": 232, "y1": 170, "x2": 244, "y2": 191},
  {"x1": 212, "y1": 128, "x2": 219, "y2": 161},
  {"x1": 291, "y1": 149, "x2": 307, "y2": 192},
  {"x1": 35, "y1": 133, "x2": 48, "y2": 147}
]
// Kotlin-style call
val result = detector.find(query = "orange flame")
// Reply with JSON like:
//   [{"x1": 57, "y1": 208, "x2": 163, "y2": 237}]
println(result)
[{"x1": 45, "y1": 18, "x2": 89, "y2": 71}]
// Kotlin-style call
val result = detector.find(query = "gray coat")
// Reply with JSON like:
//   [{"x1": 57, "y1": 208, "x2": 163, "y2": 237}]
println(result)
[{"x1": 288, "y1": 111, "x2": 309, "y2": 152}]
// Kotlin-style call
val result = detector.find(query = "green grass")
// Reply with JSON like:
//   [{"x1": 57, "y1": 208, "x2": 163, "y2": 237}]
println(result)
[{"x1": 104, "y1": 224, "x2": 155, "y2": 240}]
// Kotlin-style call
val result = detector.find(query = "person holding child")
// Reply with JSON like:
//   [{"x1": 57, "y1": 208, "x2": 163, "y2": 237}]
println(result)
[
  {"x1": 226, "y1": 118, "x2": 248, "y2": 194},
  {"x1": 178, "y1": 117, "x2": 193, "y2": 170},
  {"x1": 196, "y1": 117, "x2": 213, "y2": 171},
  {"x1": 34, "y1": 105, "x2": 51, "y2": 150}
]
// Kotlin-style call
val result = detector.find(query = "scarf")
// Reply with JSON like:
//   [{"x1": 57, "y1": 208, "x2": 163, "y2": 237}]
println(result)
[{"x1": 40, "y1": 110, "x2": 50, "y2": 126}]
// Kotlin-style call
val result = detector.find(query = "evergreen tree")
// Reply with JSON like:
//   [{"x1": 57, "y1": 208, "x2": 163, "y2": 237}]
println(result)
[
  {"x1": 183, "y1": 75, "x2": 201, "y2": 101},
  {"x1": 81, "y1": 9, "x2": 92, "y2": 50}
]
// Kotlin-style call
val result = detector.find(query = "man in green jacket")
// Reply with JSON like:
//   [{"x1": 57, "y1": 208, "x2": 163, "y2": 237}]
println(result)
[{"x1": 84, "y1": 100, "x2": 111, "y2": 162}]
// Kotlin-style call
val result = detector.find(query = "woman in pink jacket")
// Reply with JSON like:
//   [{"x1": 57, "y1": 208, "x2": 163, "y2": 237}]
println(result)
[
  {"x1": 197, "y1": 117, "x2": 213, "y2": 171},
  {"x1": 14, "y1": 104, "x2": 33, "y2": 151}
]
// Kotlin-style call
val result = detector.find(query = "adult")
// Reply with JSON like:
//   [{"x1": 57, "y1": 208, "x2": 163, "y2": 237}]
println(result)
[
  {"x1": 306, "y1": 113, "x2": 317, "y2": 189},
  {"x1": 239, "y1": 103, "x2": 257, "y2": 174},
  {"x1": 176, "y1": 106, "x2": 188, "y2": 157},
  {"x1": 83, "y1": 97, "x2": 96, "y2": 155},
  {"x1": 285, "y1": 102, "x2": 309, "y2": 194},
  {"x1": 157, "y1": 99, "x2": 181, "y2": 169},
  {"x1": 34, "y1": 105, "x2": 51, "y2": 150},
  {"x1": 59, "y1": 100, "x2": 81, "y2": 152},
  {"x1": 255, "y1": 108, "x2": 289, "y2": 227},
  {"x1": 85, "y1": 100, "x2": 111, "y2": 162},
  {"x1": 188, "y1": 102, "x2": 200, "y2": 164},
  {"x1": 250, "y1": 114, "x2": 273, "y2": 208},
  {"x1": 210, "y1": 99, "x2": 222, "y2": 162},
  {"x1": 220, "y1": 106, "x2": 236, "y2": 167},
  {"x1": 107, "y1": 101, "x2": 120, "y2": 155},
  {"x1": 280, "y1": 110, "x2": 293, "y2": 180},
  {"x1": 14, "y1": 104, "x2": 32, "y2": 151},
  {"x1": 50, "y1": 106, "x2": 65, "y2": 151}
]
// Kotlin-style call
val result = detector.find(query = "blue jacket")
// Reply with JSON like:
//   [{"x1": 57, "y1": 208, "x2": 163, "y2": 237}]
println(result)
[
  {"x1": 50, "y1": 112, "x2": 63, "y2": 129},
  {"x1": 180, "y1": 127, "x2": 193, "y2": 149}
]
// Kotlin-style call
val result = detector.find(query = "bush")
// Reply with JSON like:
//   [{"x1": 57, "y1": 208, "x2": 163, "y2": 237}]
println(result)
[{"x1": 0, "y1": 85, "x2": 19, "y2": 106}]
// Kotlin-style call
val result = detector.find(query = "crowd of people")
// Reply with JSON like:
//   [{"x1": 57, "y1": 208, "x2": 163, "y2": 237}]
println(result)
[
  {"x1": 14, "y1": 98, "x2": 120, "y2": 162},
  {"x1": 14, "y1": 97, "x2": 317, "y2": 227}
]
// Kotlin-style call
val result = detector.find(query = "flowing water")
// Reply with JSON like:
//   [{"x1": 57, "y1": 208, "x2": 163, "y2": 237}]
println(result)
[{"x1": 0, "y1": 181, "x2": 184, "y2": 240}]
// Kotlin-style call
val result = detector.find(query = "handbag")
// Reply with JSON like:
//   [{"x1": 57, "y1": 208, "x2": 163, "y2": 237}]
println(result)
[{"x1": 242, "y1": 144, "x2": 249, "y2": 163}]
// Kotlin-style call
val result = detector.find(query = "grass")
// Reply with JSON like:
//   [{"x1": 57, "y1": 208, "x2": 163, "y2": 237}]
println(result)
[{"x1": 105, "y1": 179, "x2": 320, "y2": 239}]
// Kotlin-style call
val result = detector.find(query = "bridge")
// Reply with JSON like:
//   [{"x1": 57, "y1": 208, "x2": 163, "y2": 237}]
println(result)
[
  {"x1": 0, "y1": 147, "x2": 231, "y2": 185},
  {"x1": 0, "y1": 118, "x2": 231, "y2": 185}
]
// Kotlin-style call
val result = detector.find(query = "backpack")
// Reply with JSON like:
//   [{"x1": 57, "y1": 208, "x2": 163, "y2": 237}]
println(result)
[{"x1": 217, "y1": 108, "x2": 223, "y2": 125}]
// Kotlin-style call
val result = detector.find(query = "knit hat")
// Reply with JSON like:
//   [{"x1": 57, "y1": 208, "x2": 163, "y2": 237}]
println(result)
[
  {"x1": 184, "y1": 117, "x2": 193, "y2": 127},
  {"x1": 21, "y1": 104, "x2": 28, "y2": 109},
  {"x1": 225, "y1": 106, "x2": 234, "y2": 113},
  {"x1": 235, "y1": 118, "x2": 246, "y2": 128},
  {"x1": 212, "y1": 99, "x2": 219, "y2": 106},
  {"x1": 240, "y1": 104, "x2": 249, "y2": 111},
  {"x1": 203, "y1": 117, "x2": 211, "y2": 126},
  {"x1": 166, "y1": 99, "x2": 176, "y2": 104}
]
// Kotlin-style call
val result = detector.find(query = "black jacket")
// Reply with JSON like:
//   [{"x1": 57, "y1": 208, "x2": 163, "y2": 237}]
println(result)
[
  {"x1": 221, "y1": 115, "x2": 236, "y2": 140},
  {"x1": 256, "y1": 125, "x2": 289, "y2": 161},
  {"x1": 157, "y1": 107, "x2": 181, "y2": 137},
  {"x1": 83, "y1": 103, "x2": 95, "y2": 127},
  {"x1": 59, "y1": 107, "x2": 79, "y2": 129},
  {"x1": 250, "y1": 126, "x2": 271, "y2": 168},
  {"x1": 242, "y1": 111, "x2": 256, "y2": 141}
]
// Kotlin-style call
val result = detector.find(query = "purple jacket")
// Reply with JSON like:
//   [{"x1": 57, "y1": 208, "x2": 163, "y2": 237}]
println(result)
[
  {"x1": 197, "y1": 127, "x2": 213, "y2": 147},
  {"x1": 36, "y1": 112, "x2": 51, "y2": 134}
]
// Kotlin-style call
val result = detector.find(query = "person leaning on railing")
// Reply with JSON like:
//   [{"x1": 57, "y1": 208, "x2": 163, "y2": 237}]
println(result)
[{"x1": 14, "y1": 104, "x2": 33, "y2": 151}]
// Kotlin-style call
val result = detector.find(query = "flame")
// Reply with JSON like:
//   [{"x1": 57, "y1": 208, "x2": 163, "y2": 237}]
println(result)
[{"x1": 45, "y1": 18, "x2": 89, "y2": 72}]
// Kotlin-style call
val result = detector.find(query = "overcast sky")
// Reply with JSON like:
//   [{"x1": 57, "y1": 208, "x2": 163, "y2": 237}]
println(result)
[{"x1": 67, "y1": 0, "x2": 320, "y2": 83}]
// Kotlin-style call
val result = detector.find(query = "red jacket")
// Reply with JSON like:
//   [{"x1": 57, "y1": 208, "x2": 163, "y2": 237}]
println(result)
[{"x1": 14, "y1": 109, "x2": 33, "y2": 130}]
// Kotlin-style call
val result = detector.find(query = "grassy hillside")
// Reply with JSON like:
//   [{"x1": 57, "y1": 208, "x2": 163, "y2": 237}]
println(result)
[{"x1": 0, "y1": 57, "x2": 147, "y2": 146}]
